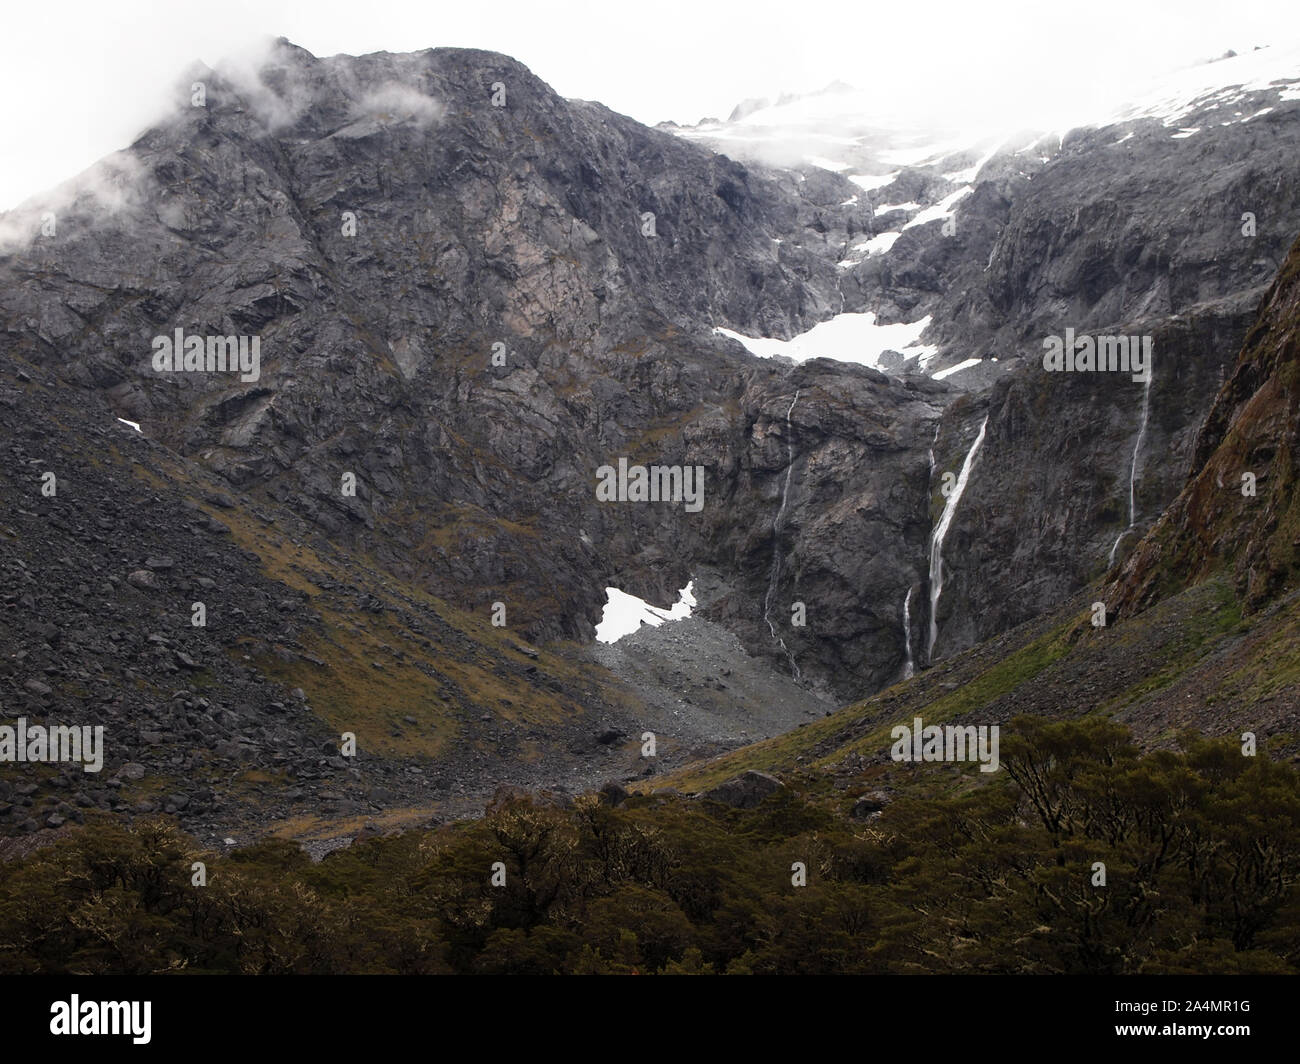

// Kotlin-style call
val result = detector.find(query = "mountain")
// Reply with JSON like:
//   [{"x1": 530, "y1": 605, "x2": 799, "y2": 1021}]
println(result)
[
  {"x1": 3, "y1": 38, "x2": 1300, "y2": 857},
  {"x1": 669, "y1": 46, "x2": 1300, "y2": 664},
  {"x1": 0, "y1": 39, "x2": 946, "y2": 846},
  {"x1": 660, "y1": 229, "x2": 1300, "y2": 799}
]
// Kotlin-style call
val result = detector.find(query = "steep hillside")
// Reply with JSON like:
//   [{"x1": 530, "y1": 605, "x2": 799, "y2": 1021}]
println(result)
[
  {"x1": 1115, "y1": 232, "x2": 1300, "y2": 613},
  {"x1": 4, "y1": 37, "x2": 1300, "y2": 813},
  {"x1": 3, "y1": 38, "x2": 1300, "y2": 979},
  {"x1": 676, "y1": 51, "x2": 1300, "y2": 666},
  {"x1": 0, "y1": 39, "x2": 956, "y2": 701},
  {"x1": 655, "y1": 231, "x2": 1300, "y2": 794}
]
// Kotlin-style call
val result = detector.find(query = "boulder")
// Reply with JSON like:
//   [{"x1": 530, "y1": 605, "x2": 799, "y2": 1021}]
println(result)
[{"x1": 703, "y1": 770, "x2": 785, "y2": 809}]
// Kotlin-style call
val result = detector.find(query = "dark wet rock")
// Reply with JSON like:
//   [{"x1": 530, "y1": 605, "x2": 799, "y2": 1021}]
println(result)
[
  {"x1": 851, "y1": 791, "x2": 891, "y2": 819},
  {"x1": 703, "y1": 770, "x2": 785, "y2": 809},
  {"x1": 597, "y1": 781, "x2": 628, "y2": 806}
]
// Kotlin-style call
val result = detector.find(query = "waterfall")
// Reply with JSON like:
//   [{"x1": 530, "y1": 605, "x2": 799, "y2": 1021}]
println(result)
[
  {"x1": 764, "y1": 390, "x2": 802, "y2": 681},
  {"x1": 927, "y1": 416, "x2": 989, "y2": 663},
  {"x1": 1107, "y1": 364, "x2": 1155, "y2": 567},
  {"x1": 901, "y1": 586, "x2": 915, "y2": 680}
]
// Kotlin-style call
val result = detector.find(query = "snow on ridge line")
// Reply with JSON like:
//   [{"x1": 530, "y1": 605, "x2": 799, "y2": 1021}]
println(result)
[
  {"x1": 715, "y1": 312, "x2": 933, "y2": 370},
  {"x1": 669, "y1": 46, "x2": 1300, "y2": 184},
  {"x1": 1102, "y1": 42, "x2": 1300, "y2": 130},
  {"x1": 595, "y1": 581, "x2": 696, "y2": 644}
]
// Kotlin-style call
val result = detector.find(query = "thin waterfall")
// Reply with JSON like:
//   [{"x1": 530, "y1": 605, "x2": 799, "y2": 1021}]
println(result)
[
  {"x1": 927, "y1": 416, "x2": 989, "y2": 663},
  {"x1": 901, "y1": 585, "x2": 915, "y2": 680},
  {"x1": 1108, "y1": 363, "x2": 1155, "y2": 567},
  {"x1": 764, "y1": 390, "x2": 802, "y2": 681}
]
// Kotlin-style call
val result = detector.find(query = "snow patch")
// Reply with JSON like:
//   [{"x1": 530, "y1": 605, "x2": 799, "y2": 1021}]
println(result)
[
  {"x1": 932, "y1": 358, "x2": 982, "y2": 380},
  {"x1": 943, "y1": 139, "x2": 1003, "y2": 184},
  {"x1": 840, "y1": 230, "x2": 903, "y2": 264},
  {"x1": 595, "y1": 581, "x2": 696, "y2": 644},
  {"x1": 848, "y1": 172, "x2": 898, "y2": 192},
  {"x1": 875, "y1": 201, "x2": 920, "y2": 217},
  {"x1": 716, "y1": 312, "x2": 933, "y2": 370},
  {"x1": 903, "y1": 186, "x2": 972, "y2": 230}
]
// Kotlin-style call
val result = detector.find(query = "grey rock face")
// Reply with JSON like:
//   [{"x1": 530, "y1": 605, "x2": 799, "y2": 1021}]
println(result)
[
  {"x1": 4, "y1": 36, "x2": 1300, "y2": 725},
  {"x1": 702, "y1": 769, "x2": 785, "y2": 809},
  {"x1": 0, "y1": 39, "x2": 946, "y2": 700},
  {"x1": 840, "y1": 89, "x2": 1300, "y2": 663}
]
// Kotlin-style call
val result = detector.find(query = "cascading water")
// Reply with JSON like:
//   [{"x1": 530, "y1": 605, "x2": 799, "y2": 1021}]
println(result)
[
  {"x1": 901, "y1": 586, "x2": 915, "y2": 680},
  {"x1": 1107, "y1": 363, "x2": 1155, "y2": 567},
  {"x1": 763, "y1": 390, "x2": 802, "y2": 682},
  {"x1": 926, "y1": 416, "x2": 989, "y2": 664}
]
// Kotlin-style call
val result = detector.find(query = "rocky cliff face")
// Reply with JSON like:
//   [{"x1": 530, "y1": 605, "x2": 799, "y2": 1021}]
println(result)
[
  {"x1": 4, "y1": 37, "x2": 1300, "y2": 739},
  {"x1": 1113, "y1": 232, "x2": 1300, "y2": 617},
  {"x1": 929, "y1": 299, "x2": 1259, "y2": 658},
  {"x1": 669, "y1": 54, "x2": 1300, "y2": 667},
  {"x1": 663, "y1": 231, "x2": 1300, "y2": 811},
  {"x1": 0, "y1": 43, "x2": 867, "y2": 651},
  {"x1": 845, "y1": 65, "x2": 1300, "y2": 661}
]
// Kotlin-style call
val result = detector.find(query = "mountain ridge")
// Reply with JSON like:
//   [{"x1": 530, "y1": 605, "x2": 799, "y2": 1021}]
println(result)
[{"x1": 3, "y1": 37, "x2": 1300, "y2": 854}]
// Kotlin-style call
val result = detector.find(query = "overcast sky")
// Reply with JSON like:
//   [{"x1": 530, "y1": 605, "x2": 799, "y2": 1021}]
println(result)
[{"x1": 1, "y1": 0, "x2": 1298, "y2": 208}]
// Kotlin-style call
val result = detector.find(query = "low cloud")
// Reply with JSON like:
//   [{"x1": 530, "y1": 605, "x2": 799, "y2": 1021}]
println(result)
[
  {"x1": 355, "y1": 82, "x2": 444, "y2": 127},
  {"x1": 0, "y1": 151, "x2": 152, "y2": 253}
]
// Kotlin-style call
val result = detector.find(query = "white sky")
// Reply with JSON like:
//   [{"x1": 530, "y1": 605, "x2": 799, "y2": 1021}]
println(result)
[{"x1": 1, "y1": 0, "x2": 1298, "y2": 209}]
